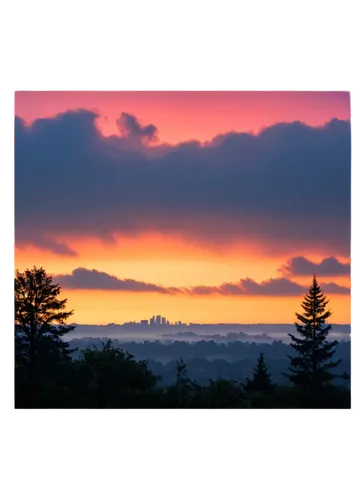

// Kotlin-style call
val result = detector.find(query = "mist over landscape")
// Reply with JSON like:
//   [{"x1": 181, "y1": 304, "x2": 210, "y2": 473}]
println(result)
[
  {"x1": 66, "y1": 323, "x2": 351, "y2": 388},
  {"x1": 66, "y1": 322, "x2": 351, "y2": 342}
]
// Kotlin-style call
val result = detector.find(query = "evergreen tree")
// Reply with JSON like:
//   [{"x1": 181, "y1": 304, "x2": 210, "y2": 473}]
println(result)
[
  {"x1": 165, "y1": 358, "x2": 200, "y2": 408},
  {"x1": 174, "y1": 358, "x2": 191, "y2": 389},
  {"x1": 73, "y1": 340, "x2": 159, "y2": 408},
  {"x1": 15, "y1": 266, "x2": 76, "y2": 385},
  {"x1": 284, "y1": 275, "x2": 341, "y2": 388},
  {"x1": 243, "y1": 353, "x2": 275, "y2": 393}
]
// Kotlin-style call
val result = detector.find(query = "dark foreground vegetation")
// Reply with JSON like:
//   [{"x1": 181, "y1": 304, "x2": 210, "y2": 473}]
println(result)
[
  {"x1": 15, "y1": 268, "x2": 351, "y2": 409},
  {"x1": 69, "y1": 337, "x2": 350, "y2": 388}
]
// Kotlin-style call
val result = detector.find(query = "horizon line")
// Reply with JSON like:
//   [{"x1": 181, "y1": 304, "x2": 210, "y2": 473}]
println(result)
[{"x1": 69, "y1": 321, "x2": 351, "y2": 326}]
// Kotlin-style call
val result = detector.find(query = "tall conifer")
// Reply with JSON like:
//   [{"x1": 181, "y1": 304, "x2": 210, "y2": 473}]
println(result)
[
  {"x1": 243, "y1": 353, "x2": 275, "y2": 393},
  {"x1": 15, "y1": 266, "x2": 75, "y2": 376},
  {"x1": 285, "y1": 275, "x2": 341, "y2": 387}
]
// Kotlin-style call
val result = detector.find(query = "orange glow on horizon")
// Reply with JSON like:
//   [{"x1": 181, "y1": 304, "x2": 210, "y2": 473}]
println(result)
[
  {"x1": 15, "y1": 233, "x2": 351, "y2": 324},
  {"x1": 61, "y1": 289, "x2": 351, "y2": 326},
  {"x1": 15, "y1": 233, "x2": 351, "y2": 287}
]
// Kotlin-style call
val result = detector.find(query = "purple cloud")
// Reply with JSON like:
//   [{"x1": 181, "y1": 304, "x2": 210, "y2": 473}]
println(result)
[
  {"x1": 279, "y1": 256, "x2": 350, "y2": 276},
  {"x1": 116, "y1": 112, "x2": 158, "y2": 142},
  {"x1": 55, "y1": 268, "x2": 180, "y2": 294},
  {"x1": 15, "y1": 111, "x2": 350, "y2": 256},
  {"x1": 190, "y1": 277, "x2": 333, "y2": 296},
  {"x1": 55, "y1": 268, "x2": 350, "y2": 296}
]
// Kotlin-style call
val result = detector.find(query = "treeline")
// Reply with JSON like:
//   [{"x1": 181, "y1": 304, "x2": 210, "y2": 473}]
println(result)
[
  {"x1": 70, "y1": 337, "x2": 292, "y2": 360},
  {"x1": 69, "y1": 337, "x2": 350, "y2": 385},
  {"x1": 15, "y1": 268, "x2": 351, "y2": 409},
  {"x1": 15, "y1": 338, "x2": 350, "y2": 409}
]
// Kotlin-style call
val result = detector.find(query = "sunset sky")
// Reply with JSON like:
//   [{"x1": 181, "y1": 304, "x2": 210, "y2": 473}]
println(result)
[{"x1": 15, "y1": 91, "x2": 351, "y2": 324}]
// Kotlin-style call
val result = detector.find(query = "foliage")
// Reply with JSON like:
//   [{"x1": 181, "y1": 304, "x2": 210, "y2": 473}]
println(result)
[
  {"x1": 284, "y1": 276, "x2": 342, "y2": 388},
  {"x1": 15, "y1": 266, "x2": 76, "y2": 406},
  {"x1": 72, "y1": 340, "x2": 159, "y2": 408},
  {"x1": 243, "y1": 353, "x2": 275, "y2": 393},
  {"x1": 14, "y1": 268, "x2": 350, "y2": 409},
  {"x1": 68, "y1": 337, "x2": 350, "y2": 387}
]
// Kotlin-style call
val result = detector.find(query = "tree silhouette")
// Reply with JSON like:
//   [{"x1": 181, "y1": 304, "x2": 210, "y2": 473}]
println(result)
[
  {"x1": 73, "y1": 339, "x2": 159, "y2": 408},
  {"x1": 163, "y1": 358, "x2": 201, "y2": 408},
  {"x1": 174, "y1": 358, "x2": 191, "y2": 389},
  {"x1": 13, "y1": 268, "x2": 350, "y2": 409},
  {"x1": 284, "y1": 275, "x2": 341, "y2": 388},
  {"x1": 207, "y1": 379, "x2": 247, "y2": 408},
  {"x1": 243, "y1": 353, "x2": 275, "y2": 393},
  {"x1": 15, "y1": 266, "x2": 75, "y2": 388}
]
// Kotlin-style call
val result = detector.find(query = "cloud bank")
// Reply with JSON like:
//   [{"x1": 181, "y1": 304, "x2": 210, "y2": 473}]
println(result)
[
  {"x1": 55, "y1": 268, "x2": 350, "y2": 296},
  {"x1": 15, "y1": 110, "x2": 351, "y2": 256},
  {"x1": 55, "y1": 268, "x2": 180, "y2": 294},
  {"x1": 279, "y1": 256, "x2": 350, "y2": 276}
]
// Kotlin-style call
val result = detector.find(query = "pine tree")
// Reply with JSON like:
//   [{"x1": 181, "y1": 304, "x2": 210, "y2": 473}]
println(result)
[
  {"x1": 243, "y1": 353, "x2": 275, "y2": 393},
  {"x1": 15, "y1": 266, "x2": 76, "y2": 382},
  {"x1": 285, "y1": 275, "x2": 341, "y2": 388}
]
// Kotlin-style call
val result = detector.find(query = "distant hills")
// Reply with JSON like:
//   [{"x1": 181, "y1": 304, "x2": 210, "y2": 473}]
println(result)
[
  {"x1": 65, "y1": 322, "x2": 350, "y2": 342},
  {"x1": 69, "y1": 322, "x2": 350, "y2": 333},
  {"x1": 162, "y1": 331, "x2": 273, "y2": 342}
]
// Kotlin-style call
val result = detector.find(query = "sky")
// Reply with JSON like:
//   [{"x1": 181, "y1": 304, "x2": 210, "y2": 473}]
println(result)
[{"x1": 15, "y1": 91, "x2": 351, "y2": 324}]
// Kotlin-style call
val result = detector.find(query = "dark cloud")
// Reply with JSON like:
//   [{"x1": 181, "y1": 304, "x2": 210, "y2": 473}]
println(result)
[
  {"x1": 55, "y1": 268, "x2": 350, "y2": 296},
  {"x1": 279, "y1": 256, "x2": 350, "y2": 276},
  {"x1": 15, "y1": 230, "x2": 78, "y2": 256},
  {"x1": 321, "y1": 282, "x2": 350, "y2": 295},
  {"x1": 15, "y1": 111, "x2": 350, "y2": 256},
  {"x1": 55, "y1": 268, "x2": 180, "y2": 294},
  {"x1": 191, "y1": 278, "x2": 349, "y2": 296},
  {"x1": 116, "y1": 112, "x2": 158, "y2": 142}
]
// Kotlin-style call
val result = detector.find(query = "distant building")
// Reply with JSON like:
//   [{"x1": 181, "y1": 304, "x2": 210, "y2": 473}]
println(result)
[
  {"x1": 140, "y1": 320, "x2": 149, "y2": 325},
  {"x1": 150, "y1": 316, "x2": 155, "y2": 325},
  {"x1": 161, "y1": 317, "x2": 166, "y2": 325}
]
